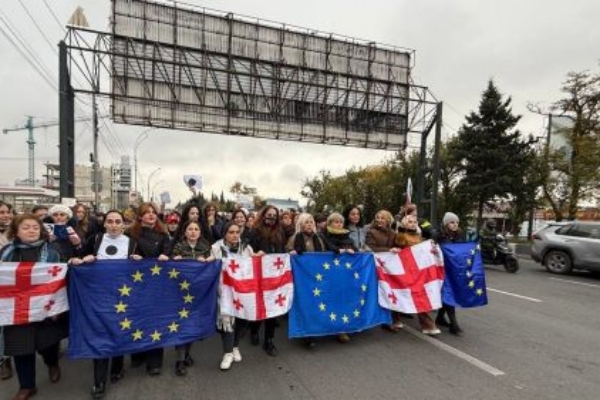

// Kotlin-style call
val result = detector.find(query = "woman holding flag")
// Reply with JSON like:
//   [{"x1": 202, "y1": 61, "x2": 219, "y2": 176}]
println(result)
[
  {"x1": 0, "y1": 214, "x2": 66, "y2": 400},
  {"x1": 70, "y1": 209, "x2": 137, "y2": 399},
  {"x1": 395, "y1": 214, "x2": 441, "y2": 336},
  {"x1": 248, "y1": 205, "x2": 287, "y2": 356},
  {"x1": 211, "y1": 221, "x2": 254, "y2": 370},
  {"x1": 126, "y1": 203, "x2": 170, "y2": 376},
  {"x1": 435, "y1": 212, "x2": 466, "y2": 335},
  {"x1": 366, "y1": 210, "x2": 404, "y2": 332},
  {"x1": 169, "y1": 219, "x2": 213, "y2": 376}
]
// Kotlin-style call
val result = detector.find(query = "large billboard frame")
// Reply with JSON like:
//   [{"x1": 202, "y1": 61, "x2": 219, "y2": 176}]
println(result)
[{"x1": 64, "y1": 0, "x2": 439, "y2": 151}]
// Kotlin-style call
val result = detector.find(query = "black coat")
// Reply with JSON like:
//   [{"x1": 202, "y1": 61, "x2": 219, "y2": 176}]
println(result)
[{"x1": 129, "y1": 227, "x2": 170, "y2": 258}]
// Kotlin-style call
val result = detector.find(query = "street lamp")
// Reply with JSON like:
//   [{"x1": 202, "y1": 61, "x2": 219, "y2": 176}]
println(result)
[
  {"x1": 147, "y1": 167, "x2": 161, "y2": 202},
  {"x1": 151, "y1": 180, "x2": 164, "y2": 203},
  {"x1": 134, "y1": 129, "x2": 155, "y2": 195}
]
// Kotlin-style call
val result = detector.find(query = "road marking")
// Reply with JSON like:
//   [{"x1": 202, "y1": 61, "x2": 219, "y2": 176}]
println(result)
[
  {"x1": 487, "y1": 287, "x2": 542, "y2": 303},
  {"x1": 549, "y1": 277, "x2": 600, "y2": 289},
  {"x1": 403, "y1": 326, "x2": 505, "y2": 377}
]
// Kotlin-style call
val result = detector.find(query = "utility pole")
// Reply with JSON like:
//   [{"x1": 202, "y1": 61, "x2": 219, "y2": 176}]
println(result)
[{"x1": 92, "y1": 94, "x2": 100, "y2": 213}]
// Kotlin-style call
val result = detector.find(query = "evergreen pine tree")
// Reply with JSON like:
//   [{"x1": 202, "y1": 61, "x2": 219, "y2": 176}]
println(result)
[{"x1": 453, "y1": 80, "x2": 528, "y2": 228}]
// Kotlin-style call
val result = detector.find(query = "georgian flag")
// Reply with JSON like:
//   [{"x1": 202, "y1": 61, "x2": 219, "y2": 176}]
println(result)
[
  {"x1": 376, "y1": 240, "x2": 445, "y2": 313},
  {"x1": 0, "y1": 262, "x2": 69, "y2": 326},
  {"x1": 221, "y1": 254, "x2": 293, "y2": 321}
]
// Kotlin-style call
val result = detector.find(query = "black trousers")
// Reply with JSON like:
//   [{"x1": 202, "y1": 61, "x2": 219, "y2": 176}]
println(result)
[
  {"x1": 250, "y1": 317, "x2": 276, "y2": 341},
  {"x1": 221, "y1": 318, "x2": 248, "y2": 353},
  {"x1": 437, "y1": 303, "x2": 459, "y2": 326},
  {"x1": 131, "y1": 347, "x2": 164, "y2": 370},
  {"x1": 93, "y1": 356, "x2": 124, "y2": 385},
  {"x1": 13, "y1": 342, "x2": 60, "y2": 389}
]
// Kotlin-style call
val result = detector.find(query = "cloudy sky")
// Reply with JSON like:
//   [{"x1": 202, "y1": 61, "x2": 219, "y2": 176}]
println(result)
[{"x1": 1, "y1": 0, "x2": 598, "y2": 206}]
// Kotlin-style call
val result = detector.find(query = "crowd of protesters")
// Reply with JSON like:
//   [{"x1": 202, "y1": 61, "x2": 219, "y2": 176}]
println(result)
[{"x1": 0, "y1": 198, "x2": 474, "y2": 400}]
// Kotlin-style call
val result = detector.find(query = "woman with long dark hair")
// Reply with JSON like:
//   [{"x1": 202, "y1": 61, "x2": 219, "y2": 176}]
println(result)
[
  {"x1": 343, "y1": 205, "x2": 370, "y2": 251},
  {"x1": 169, "y1": 219, "x2": 212, "y2": 376},
  {"x1": 248, "y1": 205, "x2": 287, "y2": 356},
  {"x1": 126, "y1": 203, "x2": 170, "y2": 376},
  {"x1": 70, "y1": 210, "x2": 136, "y2": 399}
]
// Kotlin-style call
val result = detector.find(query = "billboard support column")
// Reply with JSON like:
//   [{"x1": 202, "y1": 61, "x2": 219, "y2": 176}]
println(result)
[
  {"x1": 429, "y1": 102, "x2": 443, "y2": 227},
  {"x1": 59, "y1": 40, "x2": 75, "y2": 199}
]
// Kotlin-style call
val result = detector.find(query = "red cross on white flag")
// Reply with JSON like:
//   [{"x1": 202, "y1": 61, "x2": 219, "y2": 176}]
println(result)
[
  {"x1": 221, "y1": 254, "x2": 293, "y2": 321},
  {"x1": 0, "y1": 262, "x2": 69, "y2": 326},
  {"x1": 376, "y1": 240, "x2": 445, "y2": 313}
]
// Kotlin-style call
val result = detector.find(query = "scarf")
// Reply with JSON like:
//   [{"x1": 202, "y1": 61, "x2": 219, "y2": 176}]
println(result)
[
  {"x1": 293, "y1": 232, "x2": 325, "y2": 254},
  {"x1": 0, "y1": 239, "x2": 50, "y2": 262}
]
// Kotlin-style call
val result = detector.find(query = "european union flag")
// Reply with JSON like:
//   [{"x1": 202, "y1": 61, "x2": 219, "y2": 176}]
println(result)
[
  {"x1": 289, "y1": 253, "x2": 391, "y2": 338},
  {"x1": 440, "y1": 242, "x2": 488, "y2": 308},
  {"x1": 68, "y1": 259, "x2": 221, "y2": 358}
]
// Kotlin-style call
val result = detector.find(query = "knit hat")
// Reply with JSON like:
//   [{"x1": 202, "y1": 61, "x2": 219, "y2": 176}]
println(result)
[
  {"x1": 49, "y1": 204, "x2": 73, "y2": 219},
  {"x1": 442, "y1": 212, "x2": 459, "y2": 226}
]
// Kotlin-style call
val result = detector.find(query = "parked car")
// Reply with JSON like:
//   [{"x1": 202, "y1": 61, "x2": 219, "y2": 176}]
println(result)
[{"x1": 531, "y1": 221, "x2": 600, "y2": 274}]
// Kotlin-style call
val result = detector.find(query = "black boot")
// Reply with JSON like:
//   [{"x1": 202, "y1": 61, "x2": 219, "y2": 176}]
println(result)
[
  {"x1": 263, "y1": 339, "x2": 278, "y2": 356},
  {"x1": 435, "y1": 308, "x2": 450, "y2": 328},
  {"x1": 449, "y1": 323, "x2": 463, "y2": 336},
  {"x1": 184, "y1": 352, "x2": 194, "y2": 367},
  {"x1": 91, "y1": 382, "x2": 106, "y2": 399},
  {"x1": 175, "y1": 361, "x2": 187, "y2": 376},
  {"x1": 110, "y1": 370, "x2": 124, "y2": 383}
]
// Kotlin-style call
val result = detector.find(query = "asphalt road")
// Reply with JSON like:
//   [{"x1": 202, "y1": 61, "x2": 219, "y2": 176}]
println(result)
[{"x1": 2, "y1": 256, "x2": 599, "y2": 400}]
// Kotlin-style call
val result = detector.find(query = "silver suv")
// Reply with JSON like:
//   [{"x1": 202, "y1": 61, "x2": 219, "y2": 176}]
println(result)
[{"x1": 531, "y1": 221, "x2": 600, "y2": 274}]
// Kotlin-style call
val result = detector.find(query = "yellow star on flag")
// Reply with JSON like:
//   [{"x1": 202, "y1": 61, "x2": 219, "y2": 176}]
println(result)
[
  {"x1": 315, "y1": 273, "x2": 323, "y2": 281},
  {"x1": 313, "y1": 287, "x2": 321, "y2": 297},
  {"x1": 179, "y1": 280, "x2": 191, "y2": 291},
  {"x1": 476, "y1": 288, "x2": 484, "y2": 296},
  {"x1": 467, "y1": 258, "x2": 472, "y2": 266},
  {"x1": 342, "y1": 314, "x2": 350, "y2": 323},
  {"x1": 329, "y1": 312, "x2": 337, "y2": 321},
  {"x1": 132, "y1": 329, "x2": 143, "y2": 341},
  {"x1": 345, "y1": 262, "x2": 352, "y2": 270},
  {"x1": 333, "y1": 258, "x2": 340, "y2": 266},
  {"x1": 466, "y1": 271, "x2": 473, "y2": 278},
  {"x1": 468, "y1": 280, "x2": 475, "y2": 288},
  {"x1": 323, "y1": 262, "x2": 330, "y2": 270},
  {"x1": 471, "y1": 248, "x2": 476, "y2": 255},
  {"x1": 183, "y1": 293, "x2": 195, "y2": 304},
  {"x1": 168, "y1": 322, "x2": 180, "y2": 333},
  {"x1": 114, "y1": 301, "x2": 128, "y2": 313},
  {"x1": 319, "y1": 302, "x2": 326, "y2": 311},
  {"x1": 179, "y1": 308, "x2": 190, "y2": 319},
  {"x1": 150, "y1": 330, "x2": 162, "y2": 342},
  {"x1": 353, "y1": 309, "x2": 360, "y2": 318},
  {"x1": 118, "y1": 284, "x2": 132, "y2": 297},
  {"x1": 354, "y1": 272, "x2": 360, "y2": 279},
  {"x1": 120, "y1": 318, "x2": 132, "y2": 330},
  {"x1": 168, "y1": 268, "x2": 180, "y2": 279},
  {"x1": 361, "y1": 284, "x2": 367, "y2": 292},
  {"x1": 360, "y1": 298, "x2": 365, "y2": 306},
  {"x1": 150, "y1": 264, "x2": 162, "y2": 276},
  {"x1": 132, "y1": 270, "x2": 144, "y2": 282}
]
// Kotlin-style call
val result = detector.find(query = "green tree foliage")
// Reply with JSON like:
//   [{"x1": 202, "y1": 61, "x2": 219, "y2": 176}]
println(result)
[
  {"x1": 452, "y1": 80, "x2": 531, "y2": 228},
  {"x1": 542, "y1": 70, "x2": 600, "y2": 220}
]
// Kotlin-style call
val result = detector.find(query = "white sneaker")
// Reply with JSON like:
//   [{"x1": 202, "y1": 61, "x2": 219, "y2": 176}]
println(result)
[
  {"x1": 232, "y1": 347, "x2": 242, "y2": 362},
  {"x1": 220, "y1": 353, "x2": 234, "y2": 371},
  {"x1": 422, "y1": 328, "x2": 442, "y2": 336}
]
